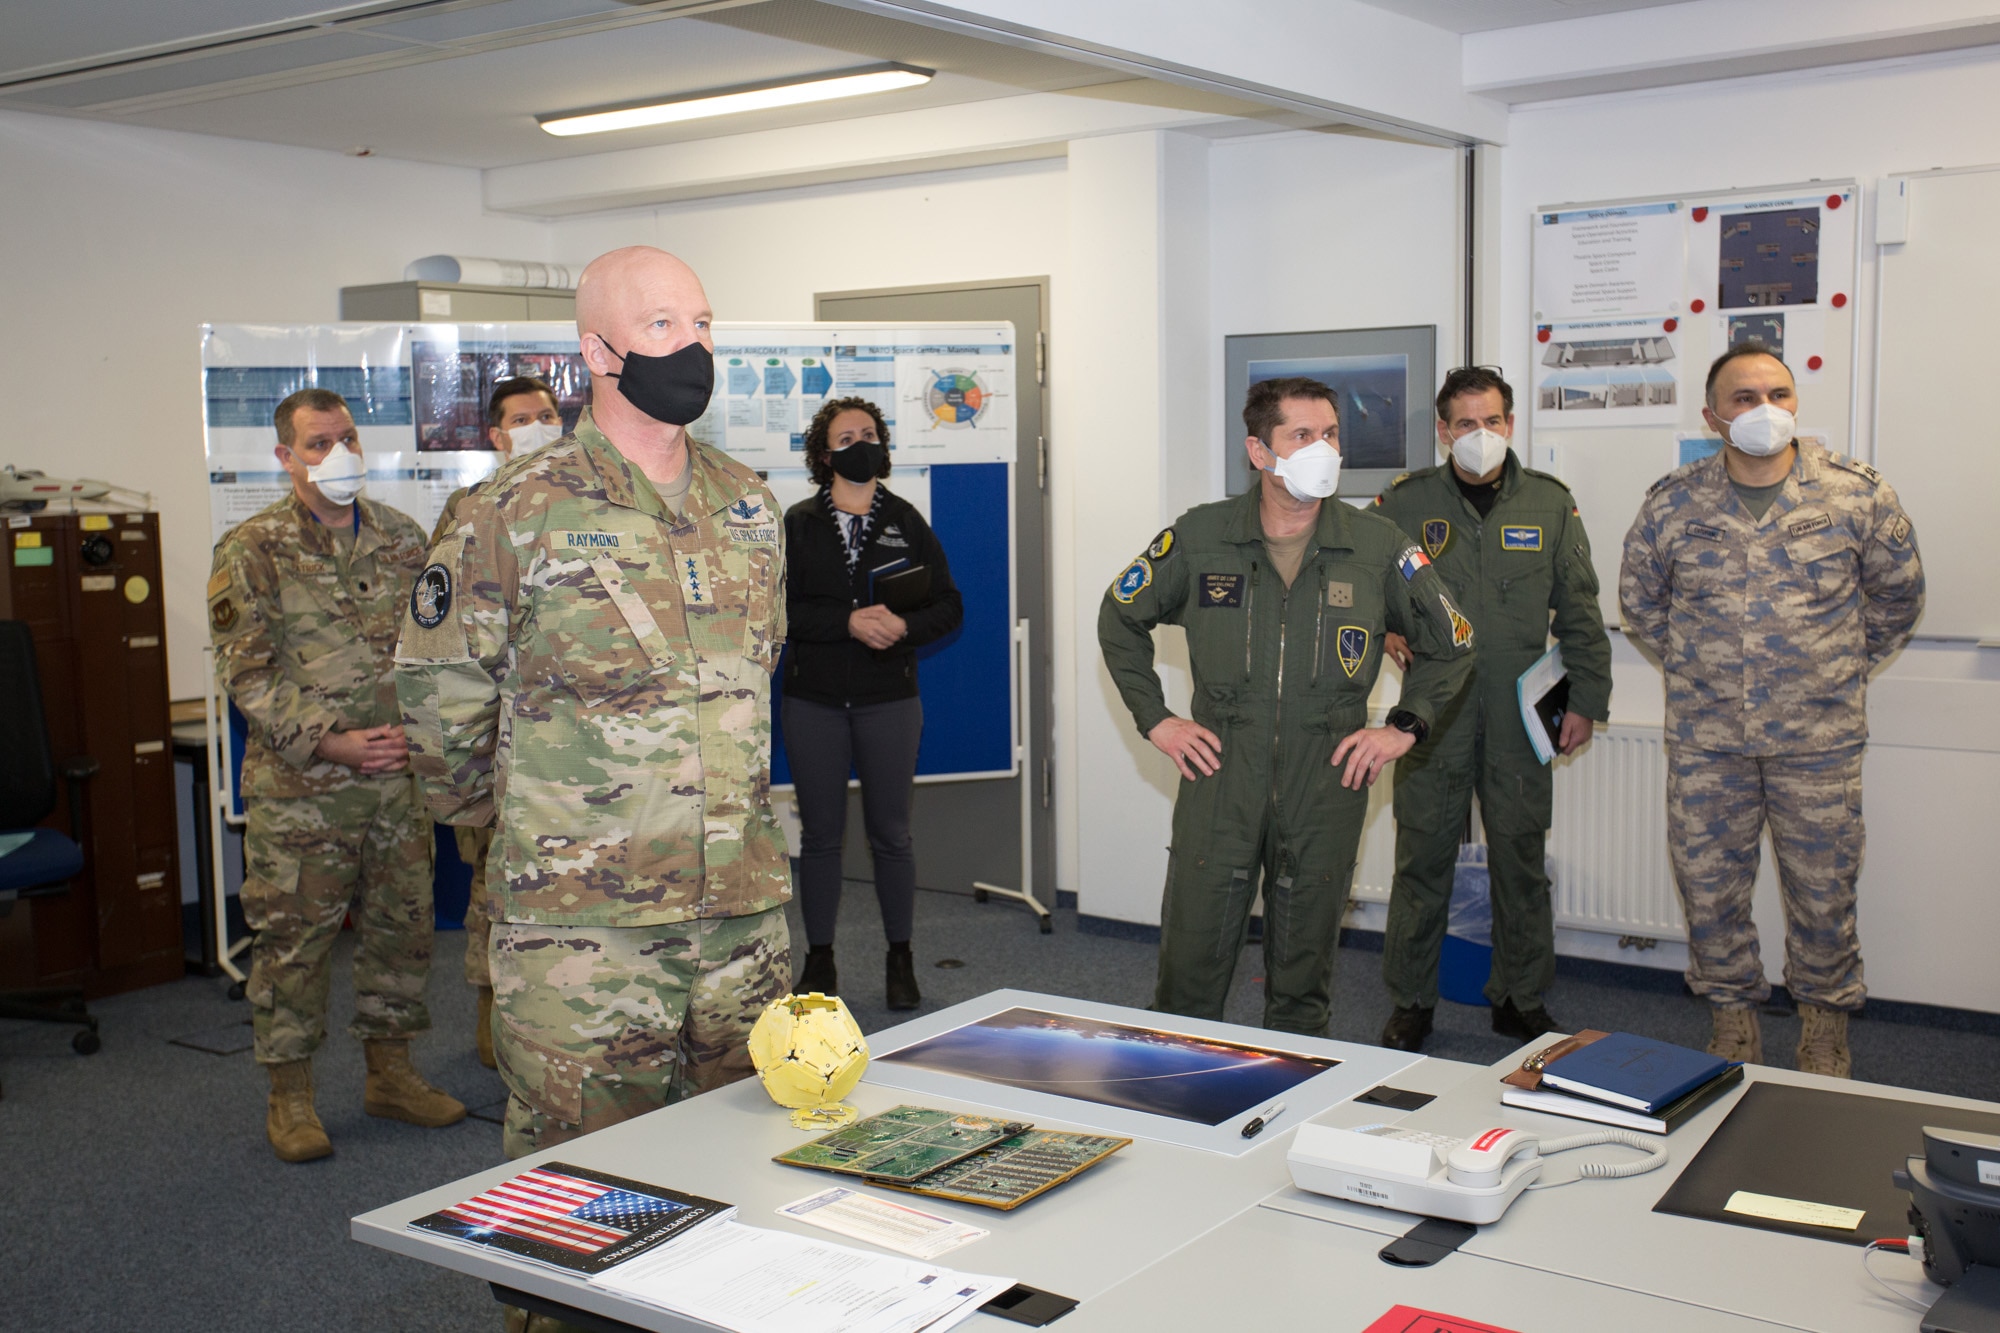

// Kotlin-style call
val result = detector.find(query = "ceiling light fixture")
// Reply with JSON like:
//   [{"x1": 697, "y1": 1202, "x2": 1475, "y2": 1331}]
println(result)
[{"x1": 537, "y1": 63, "x2": 935, "y2": 137}]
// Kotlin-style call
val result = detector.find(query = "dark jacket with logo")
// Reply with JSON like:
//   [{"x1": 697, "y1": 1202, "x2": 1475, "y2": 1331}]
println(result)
[{"x1": 782, "y1": 486, "x2": 964, "y2": 707}]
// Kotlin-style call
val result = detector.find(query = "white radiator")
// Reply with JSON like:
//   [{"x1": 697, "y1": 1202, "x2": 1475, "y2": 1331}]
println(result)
[{"x1": 1350, "y1": 723, "x2": 1687, "y2": 942}]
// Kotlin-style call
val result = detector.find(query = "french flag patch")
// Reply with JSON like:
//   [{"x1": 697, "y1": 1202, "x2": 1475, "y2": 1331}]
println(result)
[{"x1": 1396, "y1": 546, "x2": 1431, "y2": 581}]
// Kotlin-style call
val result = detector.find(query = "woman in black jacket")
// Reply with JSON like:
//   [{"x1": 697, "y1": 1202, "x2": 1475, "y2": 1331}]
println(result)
[{"x1": 783, "y1": 396, "x2": 963, "y2": 1009}]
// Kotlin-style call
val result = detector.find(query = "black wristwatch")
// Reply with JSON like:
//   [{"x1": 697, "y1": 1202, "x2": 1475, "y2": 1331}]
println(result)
[{"x1": 1386, "y1": 709, "x2": 1430, "y2": 745}]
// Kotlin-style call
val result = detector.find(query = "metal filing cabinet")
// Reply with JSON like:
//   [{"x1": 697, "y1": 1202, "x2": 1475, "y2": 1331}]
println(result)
[
  {"x1": 0, "y1": 511, "x2": 182, "y2": 996},
  {"x1": 339, "y1": 281, "x2": 575, "y2": 322}
]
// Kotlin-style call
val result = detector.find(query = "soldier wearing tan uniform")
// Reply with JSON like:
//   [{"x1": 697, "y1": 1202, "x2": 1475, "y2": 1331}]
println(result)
[
  {"x1": 209, "y1": 387, "x2": 466, "y2": 1163},
  {"x1": 396, "y1": 247, "x2": 792, "y2": 1161},
  {"x1": 1620, "y1": 345, "x2": 1923, "y2": 1077},
  {"x1": 426, "y1": 375, "x2": 564, "y2": 1070}
]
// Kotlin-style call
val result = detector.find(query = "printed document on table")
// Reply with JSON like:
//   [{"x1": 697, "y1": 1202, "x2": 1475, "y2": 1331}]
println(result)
[
  {"x1": 777, "y1": 1187, "x2": 990, "y2": 1260},
  {"x1": 592, "y1": 1219, "x2": 1013, "y2": 1333}
]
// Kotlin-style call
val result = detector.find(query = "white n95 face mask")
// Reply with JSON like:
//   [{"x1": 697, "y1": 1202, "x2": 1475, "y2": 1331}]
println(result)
[
  {"x1": 1271, "y1": 440, "x2": 1342, "y2": 501},
  {"x1": 1725, "y1": 403, "x2": 1796, "y2": 457},
  {"x1": 1450, "y1": 427, "x2": 1510, "y2": 477},
  {"x1": 506, "y1": 420, "x2": 564, "y2": 454},
  {"x1": 306, "y1": 444, "x2": 366, "y2": 504}
]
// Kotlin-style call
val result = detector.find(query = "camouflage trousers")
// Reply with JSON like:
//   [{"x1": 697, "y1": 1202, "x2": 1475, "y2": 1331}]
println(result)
[
  {"x1": 242, "y1": 779, "x2": 435, "y2": 1064},
  {"x1": 454, "y1": 824, "x2": 494, "y2": 988},
  {"x1": 492, "y1": 906, "x2": 792, "y2": 1160},
  {"x1": 1666, "y1": 744, "x2": 1866, "y2": 1011}
]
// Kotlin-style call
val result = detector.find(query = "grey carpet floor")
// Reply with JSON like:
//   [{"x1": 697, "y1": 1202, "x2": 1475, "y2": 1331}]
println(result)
[{"x1": 3, "y1": 886, "x2": 1996, "y2": 1333}]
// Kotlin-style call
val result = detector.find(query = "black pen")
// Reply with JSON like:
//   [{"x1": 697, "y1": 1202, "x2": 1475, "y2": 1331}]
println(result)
[{"x1": 1241, "y1": 1101, "x2": 1286, "y2": 1138}]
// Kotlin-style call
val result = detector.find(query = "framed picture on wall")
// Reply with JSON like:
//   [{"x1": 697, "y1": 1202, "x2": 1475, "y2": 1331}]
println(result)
[{"x1": 1222, "y1": 325, "x2": 1436, "y2": 499}]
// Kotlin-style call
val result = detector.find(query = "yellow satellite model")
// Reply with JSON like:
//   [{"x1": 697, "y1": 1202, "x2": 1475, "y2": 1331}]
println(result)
[{"x1": 748, "y1": 992, "x2": 870, "y2": 1129}]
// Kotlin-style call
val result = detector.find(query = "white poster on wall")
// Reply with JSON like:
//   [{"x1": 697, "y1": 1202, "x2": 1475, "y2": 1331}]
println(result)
[
  {"x1": 1532, "y1": 202, "x2": 1686, "y2": 320},
  {"x1": 201, "y1": 322, "x2": 560, "y2": 545},
  {"x1": 1530, "y1": 317, "x2": 1684, "y2": 429},
  {"x1": 691, "y1": 324, "x2": 1017, "y2": 469}
]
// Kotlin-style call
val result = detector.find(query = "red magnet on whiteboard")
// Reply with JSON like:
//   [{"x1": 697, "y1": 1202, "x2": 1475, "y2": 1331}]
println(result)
[
  {"x1": 1692, "y1": 207, "x2": 1709, "y2": 222},
  {"x1": 1831, "y1": 292, "x2": 1848, "y2": 308},
  {"x1": 1690, "y1": 298, "x2": 1706, "y2": 313},
  {"x1": 1807, "y1": 355, "x2": 1824, "y2": 371},
  {"x1": 1537, "y1": 328, "x2": 1552, "y2": 343},
  {"x1": 1663, "y1": 318, "x2": 1678, "y2": 332},
  {"x1": 1826, "y1": 194, "x2": 1843, "y2": 209}
]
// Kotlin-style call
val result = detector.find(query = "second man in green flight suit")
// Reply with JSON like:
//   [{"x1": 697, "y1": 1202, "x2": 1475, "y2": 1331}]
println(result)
[
  {"x1": 1372, "y1": 366, "x2": 1612, "y2": 1051},
  {"x1": 1099, "y1": 377, "x2": 1476, "y2": 1035}
]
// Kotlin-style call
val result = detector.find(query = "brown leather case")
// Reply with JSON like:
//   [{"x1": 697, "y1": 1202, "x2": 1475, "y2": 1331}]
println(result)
[{"x1": 1501, "y1": 1029, "x2": 1613, "y2": 1090}]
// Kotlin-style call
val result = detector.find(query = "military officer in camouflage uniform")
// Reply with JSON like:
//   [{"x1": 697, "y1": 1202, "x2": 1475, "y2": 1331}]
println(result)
[
  {"x1": 210, "y1": 387, "x2": 466, "y2": 1163},
  {"x1": 1621, "y1": 345, "x2": 1923, "y2": 1077},
  {"x1": 425, "y1": 375, "x2": 564, "y2": 1070},
  {"x1": 1372, "y1": 366, "x2": 1612, "y2": 1052},
  {"x1": 1099, "y1": 377, "x2": 1476, "y2": 1034},
  {"x1": 397, "y1": 247, "x2": 792, "y2": 1160}
]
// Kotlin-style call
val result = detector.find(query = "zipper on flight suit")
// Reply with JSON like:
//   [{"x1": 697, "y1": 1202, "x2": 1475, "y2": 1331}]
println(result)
[
  {"x1": 1244, "y1": 561, "x2": 1259, "y2": 682},
  {"x1": 1271, "y1": 571, "x2": 1288, "y2": 815},
  {"x1": 1311, "y1": 561, "x2": 1327, "y2": 684}
]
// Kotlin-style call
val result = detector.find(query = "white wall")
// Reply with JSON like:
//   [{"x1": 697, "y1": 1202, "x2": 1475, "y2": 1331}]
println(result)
[
  {"x1": 1499, "y1": 49, "x2": 2000, "y2": 1012},
  {"x1": 0, "y1": 110, "x2": 551, "y2": 699}
]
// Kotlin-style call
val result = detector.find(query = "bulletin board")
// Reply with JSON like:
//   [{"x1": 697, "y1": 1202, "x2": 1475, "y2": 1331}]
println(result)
[
  {"x1": 1527, "y1": 181, "x2": 1861, "y2": 620},
  {"x1": 199, "y1": 320, "x2": 1018, "y2": 784}
]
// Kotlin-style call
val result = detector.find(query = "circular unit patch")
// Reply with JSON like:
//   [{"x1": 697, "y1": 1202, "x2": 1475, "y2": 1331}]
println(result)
[{"x1": 410, "y1": 563, "x2": 453, "y2": 628}]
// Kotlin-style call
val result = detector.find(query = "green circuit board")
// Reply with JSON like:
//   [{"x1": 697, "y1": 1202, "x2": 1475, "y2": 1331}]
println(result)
[
  {"x1": 886, "y1": 1128, "x2": 1132, "y2": 1210},
  {"x1": 774, "y1": 1105, "x2": 1030, "y2": 1183}
]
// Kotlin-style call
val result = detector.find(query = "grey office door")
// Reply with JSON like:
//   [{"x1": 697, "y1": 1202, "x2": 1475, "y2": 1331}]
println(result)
[{"x1": 813, "y1": 279, "x2": 1053, "y2": 915}]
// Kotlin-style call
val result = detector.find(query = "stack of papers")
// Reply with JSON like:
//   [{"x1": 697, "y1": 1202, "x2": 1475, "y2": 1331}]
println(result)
[
  {"x1": 1517, "y1": 644, "x2": 1569, "y2": 764},
  {"x1": 594, "y1": 1219, "x2": 1013, "y2": 1333}
]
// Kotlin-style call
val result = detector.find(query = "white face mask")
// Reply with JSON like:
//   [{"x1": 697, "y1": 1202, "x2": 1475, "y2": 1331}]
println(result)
[
  {"x1": 1450, "y1": 426, "x2": 1510, "y2": 477},
  {"x1": 1723, "y1": 403, "x2": 1796, "y2": 457},
  {"x1": 506, "y1": 420, "x2": 563, "y2": 454},
  {"x1": 305, "y1": 443, "x2": 366, "y2": 504},
  {"x1": 1270, "y1": 439, "x2": 1342, "y2": 501}
]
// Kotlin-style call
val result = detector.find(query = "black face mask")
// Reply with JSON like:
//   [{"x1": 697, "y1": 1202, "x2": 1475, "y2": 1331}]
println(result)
[
  {"x1": 599, "y1": 338, "x2": 714, "y2": 426},
  {"x1": 829, "y1": 439, "x2": 885, "y2": 483}
]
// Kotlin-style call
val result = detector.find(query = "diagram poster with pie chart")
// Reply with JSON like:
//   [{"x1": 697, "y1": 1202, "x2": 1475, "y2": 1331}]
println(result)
[{"x1": 892, "y1": 345, "x2": 1014, "y2": 465}]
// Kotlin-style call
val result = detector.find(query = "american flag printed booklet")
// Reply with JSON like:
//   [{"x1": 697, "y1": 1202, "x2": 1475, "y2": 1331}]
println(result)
[{"x1": 410, "y1": 1163, "x2": 735, "y2": 1274}]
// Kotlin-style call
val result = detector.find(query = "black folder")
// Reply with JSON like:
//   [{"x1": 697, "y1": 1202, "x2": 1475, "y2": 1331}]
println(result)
[
  {"x1": 870, "y1": 563, "x2": 931, "y2": 614},
  {"x1": 1653, "y1": 1080, "x2": 2000, "y2": 1246}
]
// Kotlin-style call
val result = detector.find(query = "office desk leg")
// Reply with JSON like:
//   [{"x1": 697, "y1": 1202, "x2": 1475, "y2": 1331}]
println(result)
[{"x1": 490, "y1": 1284, "x2": 654, "y2": 1333}]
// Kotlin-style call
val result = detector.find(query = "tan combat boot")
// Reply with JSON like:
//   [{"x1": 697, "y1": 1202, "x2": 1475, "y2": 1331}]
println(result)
[
  {"x1": 475, "y1": 986, "x2": 497, "y2": 1070},
  {"x1": 267, "y1": 1059, "x2": 333, "y2": 1163},
  {"x1": 1707, "y1": 1004, "x2": 1763, "y2": 1063},
  {"x1": 1797, "y1": 1005, "x2": 1852, "y2": 1078},
  {"x1": 364, "y1": 1038, "x2": 468, "y2": 1127}
]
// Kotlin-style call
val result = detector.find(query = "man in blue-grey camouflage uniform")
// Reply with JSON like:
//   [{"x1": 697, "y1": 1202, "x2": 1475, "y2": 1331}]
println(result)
[{"x1": 1620, "y1": 344, "x2": 1923, "y2": 1077}]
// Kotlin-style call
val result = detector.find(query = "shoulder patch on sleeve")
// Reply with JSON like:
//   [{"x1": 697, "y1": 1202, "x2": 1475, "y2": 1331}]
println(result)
[
  {"x1": 395, "y1": 536, "x2": 471, "y2": 664},
  {"x1": 1111, "y1": 556, "x2": 1154, "y2": 604},
  {"x1": 1147, "y1": 527, "x2": 1176, "y2": 560},
  {"x1": 206, "y1": 563, "x2": 251, "y2": 642}
]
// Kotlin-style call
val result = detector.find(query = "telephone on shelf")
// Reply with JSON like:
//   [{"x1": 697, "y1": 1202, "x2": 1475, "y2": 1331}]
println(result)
[{"x1": 1288, "y1": 1122, "x2": 1667, "y2": 1225}]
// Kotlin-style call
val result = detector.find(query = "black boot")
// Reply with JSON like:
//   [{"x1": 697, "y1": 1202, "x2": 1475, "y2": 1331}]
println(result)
[
  {"x1": 1491, "y1": 998, "x2": 1559, "y2": 1041},
  {"x1": 797, "y1": 945, "x2": 837, "y2": 996},
  {"x1": 885, "y1": 943, "x2": 921, "y2": 1011},
  {"x1": 1380, "y1": 1005, "x2": 1434, "y2": 1052}
]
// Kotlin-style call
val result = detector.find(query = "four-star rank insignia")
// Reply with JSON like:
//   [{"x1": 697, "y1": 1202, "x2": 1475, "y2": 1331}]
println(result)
[
  {"x1": 1422, "y1": 519, "x2": 1450, "y2": 559},
  {"x1": 1336, "y1": 626, "x2": 1369, "y2": 678}
]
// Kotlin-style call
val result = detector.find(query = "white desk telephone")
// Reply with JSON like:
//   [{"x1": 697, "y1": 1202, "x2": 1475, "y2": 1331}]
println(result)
[{"x1": 1288, "y1": 1122, "x2": 1667, "y2": 1225}]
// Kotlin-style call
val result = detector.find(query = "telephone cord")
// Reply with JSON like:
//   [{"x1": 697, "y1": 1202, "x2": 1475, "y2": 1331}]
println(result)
[{"x1": 1525, "y1": 1129, "x2": 1669, "y2": 1188}]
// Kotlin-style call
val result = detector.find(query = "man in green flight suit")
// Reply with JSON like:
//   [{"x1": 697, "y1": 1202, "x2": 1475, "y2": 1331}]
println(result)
[
  {"x1": 1372, "y1": 366, "x2": 1612, "y2": 1051},
  {"x1": 1099, "y1": 376, "x2": 1476, "y2": 1034}
]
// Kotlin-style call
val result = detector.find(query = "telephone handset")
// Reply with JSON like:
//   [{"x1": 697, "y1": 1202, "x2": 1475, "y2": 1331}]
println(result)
[{"x1": 1288, "y1": 1121, "x2": 1667, "y2": 1225}]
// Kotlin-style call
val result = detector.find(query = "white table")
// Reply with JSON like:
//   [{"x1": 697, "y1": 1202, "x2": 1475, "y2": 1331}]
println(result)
[{"x1": 352, "y1": 996, "x2": 1966, "y2": 1332}]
